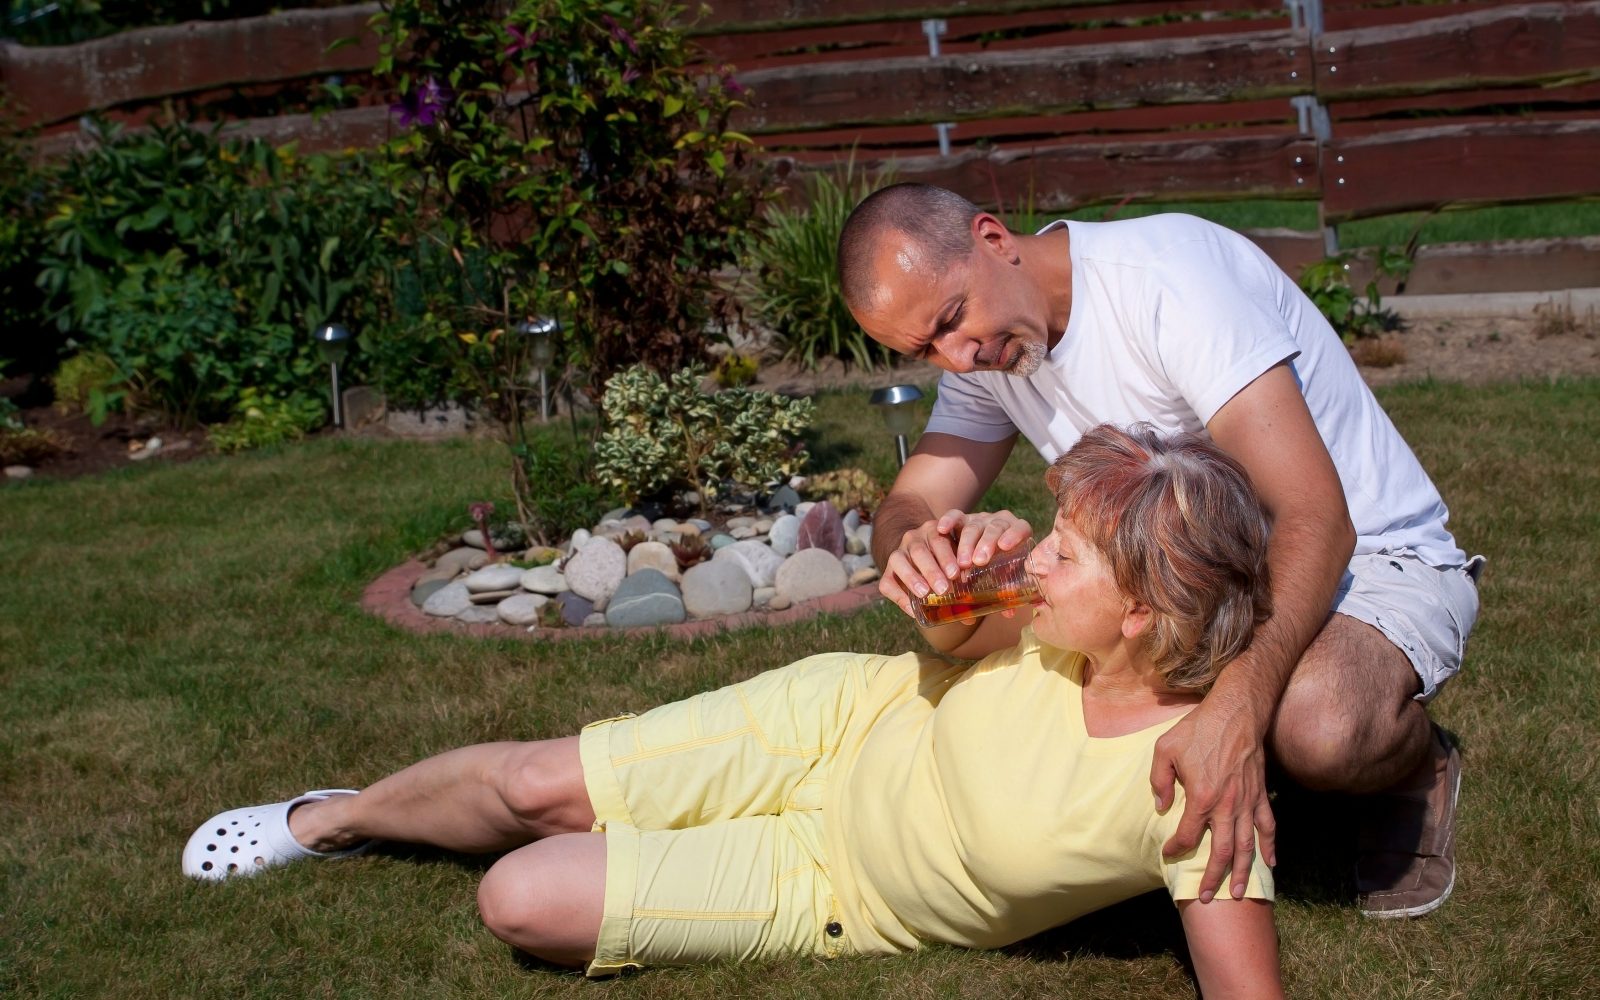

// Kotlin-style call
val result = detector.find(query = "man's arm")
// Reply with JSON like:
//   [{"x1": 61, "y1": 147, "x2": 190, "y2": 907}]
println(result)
[
  {"x1": 1178, "y1": 898, "x2": 1284, "y2": 999},
  {"x1": 1151, "y1": 362, "x2": 1356, "y2": 900},
  {"x1": 872, "y1": 432, "x2": 1034, "y2": 657}
]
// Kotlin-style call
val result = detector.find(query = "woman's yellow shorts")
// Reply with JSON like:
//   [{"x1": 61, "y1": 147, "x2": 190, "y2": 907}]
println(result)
[{"x1": 577, "y1": 651, "x2": 887, "y2": 976}]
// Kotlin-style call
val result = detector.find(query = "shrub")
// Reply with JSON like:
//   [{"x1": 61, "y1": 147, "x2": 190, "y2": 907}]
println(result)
[
  {"x1": 1299, "y1": 246, "x2": 1412, "y2": 344},
  {"x1": 206, "y1": 387, "x2": 326, "y2": 453},
  {"x1": 593, "y1": 364, "x2": 813, "y2": 513},
  {"x1": 36, "y1": 122, "x2": 403, "y2": 424},
  {"x1": 0, "y1": 99, "x2": 58, "y2": 376},
  {"x1": 50, "y1": 351, "x2": 122, "y2": 419},
  {"x1": 519, "y1": 435, "x2": 608, "y2": 545},
  {"x1": 712, "y1": 351, "x2": 760, "y2": 388},
  {"x1": 740, "y1": 159, "x2": 897, "y2": 370},
  {"x1": 374, "y1": 0, "x2": 774, "y2": 399}
]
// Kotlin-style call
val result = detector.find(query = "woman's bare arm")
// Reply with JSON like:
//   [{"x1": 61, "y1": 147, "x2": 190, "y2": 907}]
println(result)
[{"x1": 1177, "y1": 897, "x2": 1284, "y2": 999}]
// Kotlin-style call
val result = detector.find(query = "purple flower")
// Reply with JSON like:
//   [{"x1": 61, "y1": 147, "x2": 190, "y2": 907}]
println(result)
[
  {"x1": 505, "y1": 24, "x2": 540, "y2": 57},
  {"x1": 721, "y1": 73, "x2": 747, "y2": 97},
  {"x1": 390, "y1": 76, "x2": 452, "y2": 128},
  {"x1": 601, "y1": 14, "x2": 639, "y2": 54},
  {"x1": 621, "y1": 66, "x2": 641, "y2": 84}
]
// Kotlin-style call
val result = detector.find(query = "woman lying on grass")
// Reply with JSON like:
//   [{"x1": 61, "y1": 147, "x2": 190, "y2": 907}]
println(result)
[{"x1": 185, "y1": 423, "x2": 1282, "y2": 997}]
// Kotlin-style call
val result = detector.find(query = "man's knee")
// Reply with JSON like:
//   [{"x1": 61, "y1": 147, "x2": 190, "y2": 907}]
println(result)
[{"x1": 1272, "y1": 692, "x2": 1379, "y2": 790}]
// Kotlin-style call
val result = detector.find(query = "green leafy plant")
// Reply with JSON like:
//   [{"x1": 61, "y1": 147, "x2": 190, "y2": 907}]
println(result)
[
  {"x1": 519, "y1": 435, "x2": 608, "y2": 546},
  {"x1": 740, "y1": 158, "x2": 897, "y2": 370},
  {"x1": 205, "y1": 387, "x2": 326, "y2": 453},
  {"x1": 36, "y1": 122, "x2": 403, "y2": 425},
  {"x1": 0, "y1": 96, "x2": 58, "y2": 377},
  {"x1": 593, "y1": 364, "x2": 813, "y2": 514},
  {"x1": 712, "y1": 351, "x2": 760, "y2": 388},
  {"x1": 1299, "y1": 246, "x2": 1413, "y2": 344},
  {"x1": 372, "y1": 0, "x2": 776, "y2": 534}
]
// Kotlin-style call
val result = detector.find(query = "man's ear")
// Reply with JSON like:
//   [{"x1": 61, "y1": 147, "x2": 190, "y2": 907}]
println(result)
[
  {"x1": 972, "y1": 212, "x2": 1018, "y2": 263},
  {"x1": 1122, "y1": 601, "x2": 1154, "y2": 641}
]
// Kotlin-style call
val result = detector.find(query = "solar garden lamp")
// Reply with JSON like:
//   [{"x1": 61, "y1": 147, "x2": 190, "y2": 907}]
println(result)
[
  {"x1": 869, "y1": 384, "x2": 924, "y2": 468},
  {"x1": 313, "y1": 322, "x2": 352, "y2": 427},
  {"x1": 515, "y1": 316, "x2": 560, "y2": 421}
]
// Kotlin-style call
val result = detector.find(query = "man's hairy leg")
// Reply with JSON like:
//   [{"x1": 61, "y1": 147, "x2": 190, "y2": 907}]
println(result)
[
  {"x1": 1268, "y1": 614, "x2": 1433, "y2": 793},
  {"x1": 288, "y1": 736, "x2": 596, "y2": 854}
]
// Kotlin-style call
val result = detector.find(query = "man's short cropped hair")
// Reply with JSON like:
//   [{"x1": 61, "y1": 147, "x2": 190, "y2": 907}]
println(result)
[
  {"x1": 1046, "y1": 423, "x2": 1273, "y2": 692},
  {"x1": 836, "y1": 183, "x2": 982, "y2": 310}
]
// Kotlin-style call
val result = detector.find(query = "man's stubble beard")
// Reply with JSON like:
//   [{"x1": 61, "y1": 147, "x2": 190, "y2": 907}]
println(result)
[{"x1": 1005, "y1": 340, "x2": 1047, "y2": 378}]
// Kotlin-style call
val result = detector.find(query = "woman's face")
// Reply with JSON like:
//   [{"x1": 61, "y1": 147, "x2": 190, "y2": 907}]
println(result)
[{"x1": 1026, "y1": 512, "x2": 1136, "y2": 655}]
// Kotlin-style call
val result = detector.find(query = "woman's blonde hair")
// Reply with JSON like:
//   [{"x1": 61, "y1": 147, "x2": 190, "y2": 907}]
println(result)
[{"x1": 1046, "y1": 423, "x2": 1273, "y2": 692}]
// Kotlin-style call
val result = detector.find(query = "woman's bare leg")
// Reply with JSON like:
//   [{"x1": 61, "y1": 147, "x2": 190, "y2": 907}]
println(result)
[
  {"x1": 477, "y1": 833, "x2": 607, "y2": 966},
  {"x1": 286, "y1": 736, "x2": 595, "y2": 854}
]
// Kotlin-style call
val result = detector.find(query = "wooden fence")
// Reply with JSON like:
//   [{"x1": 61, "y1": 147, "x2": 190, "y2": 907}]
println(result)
[{"x1": 3, "y1": 0, "x2": 1598, "y2": 291}]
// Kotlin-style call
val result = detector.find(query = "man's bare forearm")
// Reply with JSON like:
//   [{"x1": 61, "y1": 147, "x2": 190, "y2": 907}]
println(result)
[
  {"x1": 871, "y1": 489, "x2": 936, "y2": 571},
  {"x1": 1212, "y1": 510, "x2": 1355, "y2": 729}
]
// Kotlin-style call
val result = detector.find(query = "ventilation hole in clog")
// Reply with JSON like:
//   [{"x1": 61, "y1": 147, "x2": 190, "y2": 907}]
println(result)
[
  {"x1": 230, "y1": 846, "x2": 239, "y2": 853},
  {"x1": 216, "y1": 828, "x2": 226, "y2": 835},
  {"x1": 231, "y1": 820, "x2": 238, "y2": 825},
  {"x1": 226, "y1": 864, "x2": 238, "y2": 872},
  {"x1": 202, "y1": 861, "x2": 213, "y2": 871},
  {"x1": 255, "y1": 857, "x2": 265, "y2": 866},
  {"x1": 206, "y1": 844, "x2": 216, "y2": 852},
  {"x1": 250, "y1": 840, "x2": 258, "y2": 846}
]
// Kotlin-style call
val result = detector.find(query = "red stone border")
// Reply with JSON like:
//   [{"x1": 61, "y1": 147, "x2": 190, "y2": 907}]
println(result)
[{"x1": 361, "y1": 558, "x2": 886, "y2": 641}]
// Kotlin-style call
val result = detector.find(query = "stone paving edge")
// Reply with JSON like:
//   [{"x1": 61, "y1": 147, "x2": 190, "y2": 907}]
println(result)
[{"x1": 362, "y1": 558, "x2": 886, "y2": 641}]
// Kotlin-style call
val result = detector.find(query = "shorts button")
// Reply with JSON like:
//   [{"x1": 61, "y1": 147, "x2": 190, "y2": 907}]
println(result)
[{"x1": 825, "y1": 921, "x2": 843, "y2": 938}]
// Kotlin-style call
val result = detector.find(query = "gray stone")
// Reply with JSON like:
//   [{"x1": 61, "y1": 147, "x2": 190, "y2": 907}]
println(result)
[
  {"x1": 753, "y1": 586, "x2": 777, "y2": 608},
  {"x1": 584, "y1": 612, "x2": 608, "y2": 627},
  {"x1": 726, "y1": 515, "x2": 756, "y2": 530},
  {"x1": 455, "y1": 604, "x2": 503, "y2": 624},
  {"x1": 565, "y1": 536, "x2": 627, "y2": 607},
  {"x1": 797, "y1": 501, "x2": 846, "y2": 558},
  {"x1": 794, "y1": 501, "x2": 815, "y2": 517},
  {"x1": 842, "y1": 508, "x2": 863, "y2": 533},
  {"x1": 567, "y1": 528, "x2": 592, "y2": 554},
  {"x1": 709, "y1": 533, "x2": 737, "y2": 550},
  {"x1": 775, "y1": 549, "x2": 849, "y2": 604},
  {"x1": 729, "y1": 525, "x2": 759, "y2": 540},
  {"x1": 769, "y1": 594, "x2": 793, "y2": 611},
  {"x1": 842, "y1": 553, "x2": 875, "y2": 576},
  {"x1": 627, "y1": 540, "x2": 681, "y2": 581},
  {"x1": 687, "y1": 518, "x2": 713, "y2": 532},
  {"x1": 855, "y1": 525, "x2": 873, "y2": 554},
  {"x1": 556, "y1": 592, "x2": 595, "y2": 626},
  {"x1": 620, "y1": 514, "x2": 653, "y2": 536},
  {"x1": 674, "y1": 522, "x2": 702, "y2": 538},
  {"x1": 385, "y1": 403, "x2": 476, "y2": 438},
  {"x1": 521, "y1": 564, "x2": 569, "y2": 595},
  {"x1": 497, "y1": 592, "x2": 549, "y2": 626},
  {"x1": 410, "y1": 577, "x2": 452, "y2": 608},
  {"x1": 341, "y1": 385, "x2": 386, "y2": 428},
  {"x1": 846, "y1": 533, "x2": 869, "y2": 556},
  {"x1": 753, "y1": 518, "x2": 774, "y2": 533},
  {"x1": 605, "y1": 570, "x2": 686, "y2": 628},
  {"x1": 848, "y1": 567, "x2": 881, "y2": 587},
  {"x1": 714, "y1": 539, "x2": 786, "y2": 589},
  {"x1": 768, "y1": 514, "x2": 800, "y2": 557},
  {"x1": 5, "y1": 465, "x2": 34, "y2": 480},
  {"x1": 681, "y1": 560, "x2": 755, "y2": 618},
  {"x1": 464, "y1": 564, "x2": 524, "y2": 593},
  {"x1": 768, "y1": 484, "x2": 801, "y2": 511},
  {"x1": 422, "y1": 581, "x2": 472, "y2": 618},
  {"x1": 461, "y1": 528, "x2": 519, "y2": 552},
  {"x1": 600, "y1": 507, "x2": 632, "y2": 524},
  {"x1": 469, "y1": 588, "x2": 519, "y2": 605},
  {"x1": 434, "y1": 547, "x2": 486, "y2": 577}
]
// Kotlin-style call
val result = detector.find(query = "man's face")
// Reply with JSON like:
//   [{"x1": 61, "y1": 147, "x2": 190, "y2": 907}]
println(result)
[{"x1": 849, "y1": 228, "x2": 1049, "y2": 377}]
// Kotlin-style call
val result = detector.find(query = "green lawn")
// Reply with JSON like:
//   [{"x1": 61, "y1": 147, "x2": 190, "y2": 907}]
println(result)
[{"x1": 2, "y1": 381, "x2": 1597, "y2": 999}]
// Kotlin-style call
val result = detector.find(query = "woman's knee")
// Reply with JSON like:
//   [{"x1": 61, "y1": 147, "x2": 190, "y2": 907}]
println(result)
[
  {"x1": 489, "y1": 737, "x2": 592, "y2": 831},
  {"x1": 478, "y1": 837, "x2": 605, "y2": 964}
]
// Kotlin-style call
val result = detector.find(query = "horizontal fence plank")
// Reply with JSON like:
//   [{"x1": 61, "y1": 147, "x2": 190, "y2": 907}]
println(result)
[
  {"x1": 1320, "y1": 118, "x2": 1600, "y2": 221},
  {"x1": 0, "y1": 4, "x2": 381, "y2": 129},
  {"x1": 1357, "y1": 236, "x2": 1600, "y2": 293},
  {"x1": 754, "y1": 98, "x2": 1297, "y2": 153},
  {"x1": 733, "y1": 29, "x2": 1311, "y2": 133},
  {"x1": 782, "y1": 132, "x2": 1320, "y2": 212},
  {"x1": 1316, "y1": 1, "x2": 1600, "y2": 100},
  {"x1": 693, "y1": 0, "x2": 1281, "y2": 32},
  {"x1": 1329, "y1": 78, "x2": 1600, "y2": 125}
]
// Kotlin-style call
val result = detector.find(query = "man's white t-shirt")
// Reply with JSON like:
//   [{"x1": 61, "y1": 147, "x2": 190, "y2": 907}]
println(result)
[{"x1": 924, "y1": 214, "x2": 1466, "y2": 567}]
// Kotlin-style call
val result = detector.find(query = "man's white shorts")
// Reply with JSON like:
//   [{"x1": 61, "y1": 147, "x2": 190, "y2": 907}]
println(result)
[{"x1": 1330, "y1": 551, "x2": 1485, "y2": 702}]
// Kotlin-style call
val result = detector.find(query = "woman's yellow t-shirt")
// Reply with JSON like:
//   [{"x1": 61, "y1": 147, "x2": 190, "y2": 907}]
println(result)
[{"x1": 822, "y1": 628, "x2": 1274, "y2": 955}]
